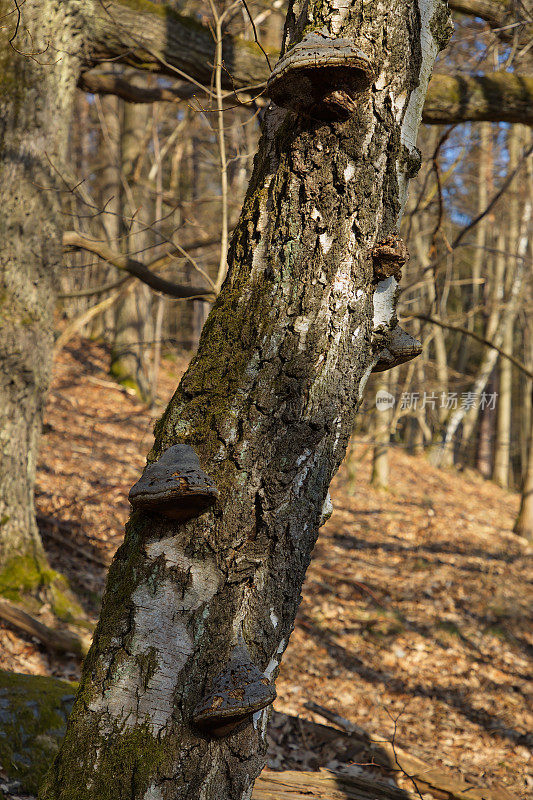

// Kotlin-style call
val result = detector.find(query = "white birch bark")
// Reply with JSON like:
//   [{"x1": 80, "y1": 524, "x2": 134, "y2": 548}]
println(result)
[{"x1": 40, "y1": 2, "x2": 452, "y2": 799}]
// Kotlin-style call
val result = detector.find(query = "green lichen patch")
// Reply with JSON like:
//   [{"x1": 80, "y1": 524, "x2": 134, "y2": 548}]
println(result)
[
  {"x1": 40, "y1": 715, "x2": 167, "y2": 800},
  {"x1": 0, "y1": 554, "x2": 88, "y2": 628},
  {"x1": 0, "y1": 555, "x2": 56, "y2": 604},
  {"x1": 0, "y1": 671, "x2": 76, "y2": 795},
  {"x1": 49, "y1": 583, "x2": 85, "y2": 626},
  {"x1": 109, "y1": 358, "x2": 144, "y2": 399}
]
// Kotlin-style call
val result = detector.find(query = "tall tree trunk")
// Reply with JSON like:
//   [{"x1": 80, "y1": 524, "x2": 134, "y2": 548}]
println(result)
[
  {"x1": 92, "y1": 88, "x2": 122, "y2": 339},
  {"x1": 41, "y1": 1, "x2": 451, "y2": 799},
  {"x1": 476, "y1": 368, "x2": 496, "y2": 477},
  {"x1": 471, "y1": 123, "x2": 490, "y2": 317},
  {"x1": 111, "y1": 102, "x2": 153, "y2": 400},
  {"x1": 493, "y1": 126, "x2": 525, "y2": 488},
  {"x1": 371, "y1": 373, "x2": 391, "y2": 489},
  {"x1": 520, "y1": 314, "x2": 532, "y2": 479},
  {"x1": 514, "y1": 386, "x2": 533, "y2": 542},
  {"x1": 493, "y1": 318, "x2": 513, "y2": 486},
  {"x1": 0, "y1": 1, "x2": 81, "y2": 579},
  {"x1": 434, "y1": 204, "x2": 531, "y2": 467}
]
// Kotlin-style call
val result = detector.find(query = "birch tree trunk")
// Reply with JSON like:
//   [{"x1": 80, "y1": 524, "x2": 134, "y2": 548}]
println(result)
[
  {"x1": 493, "y1": 126, "x2": 524, "y2": 487},
  {"x1": 41, "y1": 1, "x2": 451, "y2": 799},
  {"x1": 371, "y1": 373, "x2": 391, "y2": 489},
  {"x1": 434, "y1": 203, "x2": 531, "y2": 468}
]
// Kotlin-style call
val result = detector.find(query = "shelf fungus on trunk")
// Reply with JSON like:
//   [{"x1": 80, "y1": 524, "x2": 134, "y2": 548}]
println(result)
[
  {"x1": 128, "y1": 443, "x2": 219, "y2": 521},
  {"x1": 372, "y1": 235, "x2": 409, "y2": 283},
  {"x1": 267, "y1": 32, "x2": 375, "y2": 120},
  {"x1": 372, "y1": 325, "x2": 422, "y2": 372},
  {"x1": 192, "y1": 643, "x2": 277, "y2": 738}
]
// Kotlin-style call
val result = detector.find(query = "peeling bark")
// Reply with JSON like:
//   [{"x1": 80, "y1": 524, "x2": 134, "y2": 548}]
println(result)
[{"x1": 40, "y1": 1, "x2": 450, "y2": 799}]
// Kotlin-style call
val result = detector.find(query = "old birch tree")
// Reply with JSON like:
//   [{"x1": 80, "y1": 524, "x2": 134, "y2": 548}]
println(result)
[
  {"x1": 0, "y1": 0, "x2": 530, "y2": 601},
  {"x1": 39, "y1": 1, "x2": 452, "y2": 798}
]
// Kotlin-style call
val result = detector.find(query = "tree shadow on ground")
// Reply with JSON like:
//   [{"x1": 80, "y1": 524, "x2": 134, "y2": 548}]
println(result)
[{"x1": 298, "y1": 613, "x2": 532, "y2": 748}]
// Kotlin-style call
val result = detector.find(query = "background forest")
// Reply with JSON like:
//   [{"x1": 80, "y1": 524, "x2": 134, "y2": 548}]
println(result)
[
  {"x1": 58, "y1": 3, "x2": 533, "y2": 509},
  {"x1": 0, "y1": 1, "x2": 531, "y2": 799}
]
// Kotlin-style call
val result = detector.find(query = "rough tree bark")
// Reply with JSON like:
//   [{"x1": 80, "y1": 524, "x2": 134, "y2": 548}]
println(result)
[
  {"x1": 0, "y1": 0, "x2": 83, "y2": 579},
  {"x1": 0, "y1": 0, "x2": 283, "y2": 589},
  {"x1": 0, "y1": 0, "x2": 526, "y2": 595},
  {"x1": 40, "y1": 1, "x2": 451, "y2": 799}
]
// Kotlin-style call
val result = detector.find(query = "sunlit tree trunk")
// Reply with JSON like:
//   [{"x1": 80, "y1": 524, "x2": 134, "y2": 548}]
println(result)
[
  {"x1": 493, "y1": 319, "x2": 513, "y2": 486},
  {"x1": 0, "y1": 0, "x2": 82, "y2": 579},
  {"x1": 111, "y1": 102, "x2": 154, "y2": 400},
  {"x1": 514, "y1": 387, "x2": 533, "y2": 542},
  {"x1": 92, "y1": 88, "x2": 122, "y2": 339},
  {"x1": 371, "y1": 372, "x2": 391, "y2": 489},
  {"x1": 41, "y1": 1, "x2": 451, "y2": 798},
  {"x1": 493, "y1": 126, "x2": 524, "y2": 488}
]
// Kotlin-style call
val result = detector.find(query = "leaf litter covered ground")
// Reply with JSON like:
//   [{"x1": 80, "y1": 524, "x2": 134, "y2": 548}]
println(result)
[{"x1": 0, "y1": 338, "x2": 531, "y2": 798}]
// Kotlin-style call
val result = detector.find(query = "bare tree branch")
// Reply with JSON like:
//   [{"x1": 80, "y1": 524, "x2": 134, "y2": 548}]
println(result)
[
  {"x1": 83, "y1": 0, "x2": 270, "y2": 90},
  {"x1": 448, "y1": 0, "x2": 531, "y2": 41},
  {"x1": 0, "y1": 599, "x2": 91, "y2": 658},
  {"x1": 423, "y1": 72, "x2": 533, "y2": 125},
  {"x1": 410, "y1": 314, "x2": 533, "y2": 379},
  {"x1": 80, "y1": 64, "x2": 533, "y2": 127},
  {"x1": 63, "y1": 231, "x2": 215, "y2": 300}
]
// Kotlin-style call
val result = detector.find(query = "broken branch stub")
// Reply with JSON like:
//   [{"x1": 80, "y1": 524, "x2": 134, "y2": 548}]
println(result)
[
  {"x1": 372, "y1": 325, "x2": 422, "y2": 372},
  {"x1": 192, "y1": 644, "x2": 277, "y2": 738},
  {"x1": 267, "y1": 32, "x2": 375, "y2": 120},
  {"x1": 128, "y1": 444, "x2": 219, "y2": 521}
]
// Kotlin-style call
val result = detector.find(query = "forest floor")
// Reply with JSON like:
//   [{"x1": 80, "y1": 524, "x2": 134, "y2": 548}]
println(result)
[{"x1": 0, "y1": 337, "x2": 531, "y2": 798}]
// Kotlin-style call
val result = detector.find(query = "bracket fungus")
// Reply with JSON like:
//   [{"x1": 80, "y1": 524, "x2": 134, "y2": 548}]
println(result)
[
  {"x1": 372, "y1": 235, "x2": 409, "y2": 283},
  {"x1": 192, "y1": 643, "x2": 277, "y2": 738},
  {"x1": 128, "y1": 443, "x2": 218, "y2": 521},
  {"x1": 267, "y1": 32, "x2": 375, "y2": 120},
  {"x1": 373, "y1": 325, "x2": 422, "y2": 372}
]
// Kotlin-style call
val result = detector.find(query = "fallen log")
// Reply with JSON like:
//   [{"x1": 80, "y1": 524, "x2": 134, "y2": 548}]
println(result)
[
  {"x1": 305, "y1": 702, "x2": 515, "y2": 800},
  {"x1": 253, "y1": 768, "x2": 413, "y2": 800},
  {"x1": 0, "y1": 600, "x2": 91, "y2": 658}
]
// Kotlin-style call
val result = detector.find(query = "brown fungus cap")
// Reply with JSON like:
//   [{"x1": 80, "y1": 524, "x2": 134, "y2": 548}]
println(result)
[
  {"x1": 267, "y1": 32, "x2": 375, "y2": 120},
  {"x1": 192, "y1": 645, "x2": 277, "y2": 738},
  {"x1": 128, "y1": 444, "x2": 219, "y2": 521},
  {"x1": 373, "y1": 326, "x2": 422, "y2": 373},
  {"x1": 372, "y1": 235, "x2": 409, "y2": 283}
]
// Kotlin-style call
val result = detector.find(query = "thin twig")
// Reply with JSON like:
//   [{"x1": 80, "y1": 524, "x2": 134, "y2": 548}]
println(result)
[
  {"x1": 241, "y1": 0, "x2": 272, "y2": 69},
  {"x1": 411, "y1": 313, "x2": 533, "y2": 379}
]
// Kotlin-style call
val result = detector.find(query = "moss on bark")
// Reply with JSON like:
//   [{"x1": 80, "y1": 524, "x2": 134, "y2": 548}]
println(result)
[{"x1": 0, "y1": 672, "x2": 76, "y2": 795}]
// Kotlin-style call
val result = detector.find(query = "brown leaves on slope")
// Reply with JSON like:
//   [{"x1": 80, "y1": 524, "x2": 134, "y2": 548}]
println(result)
[{"x1": 0, "y1": 338, "x2": 530, "y2": 796}]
